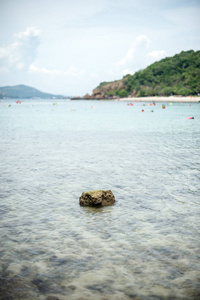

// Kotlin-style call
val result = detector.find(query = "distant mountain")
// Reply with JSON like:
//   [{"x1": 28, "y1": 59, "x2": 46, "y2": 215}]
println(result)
[
  {"x1": 0, "y1": 84, "x2": 64, "y2": 99},
  {"x1": 90, "y1": 50, "x2": 200, "y2": 98}
]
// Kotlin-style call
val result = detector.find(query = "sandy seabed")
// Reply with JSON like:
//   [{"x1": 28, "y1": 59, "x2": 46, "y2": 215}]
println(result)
[{"x1": 117, "y1": 96, "x2": 200, "y2": 102}]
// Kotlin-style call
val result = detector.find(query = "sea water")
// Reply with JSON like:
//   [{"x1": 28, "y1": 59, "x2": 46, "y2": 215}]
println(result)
[{"x1": 0, "y1": 99, "x2": 200, "y2": 300}]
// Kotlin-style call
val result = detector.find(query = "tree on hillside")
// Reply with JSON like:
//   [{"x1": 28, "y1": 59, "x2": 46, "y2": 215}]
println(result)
[{"x1": 94, "y1": 50, "x2": 200, "y2": 97}]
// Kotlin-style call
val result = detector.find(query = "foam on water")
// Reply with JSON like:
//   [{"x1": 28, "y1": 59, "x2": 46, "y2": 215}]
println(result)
[{"x1": 0, "y1": 99, "x2": 200, "y2": 299}]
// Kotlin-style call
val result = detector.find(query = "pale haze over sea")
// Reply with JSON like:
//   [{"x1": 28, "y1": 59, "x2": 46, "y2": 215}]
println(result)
[{"x1": 0, "y1": 0, "x2": 200, "y2": 95}]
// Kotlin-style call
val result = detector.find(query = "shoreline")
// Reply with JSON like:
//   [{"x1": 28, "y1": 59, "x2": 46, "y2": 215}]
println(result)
[
  {"x1": 71, "y1": 96, "x2": 200, "y2": 102},
  {"x1": 116, "y1": 96, "x2": 200, "y2": 103}
]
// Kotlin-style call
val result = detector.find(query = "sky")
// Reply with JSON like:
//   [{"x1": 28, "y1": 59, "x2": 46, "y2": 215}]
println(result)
[{"x1": 0, "y1": 0, "x2": 200, "y2": 96}]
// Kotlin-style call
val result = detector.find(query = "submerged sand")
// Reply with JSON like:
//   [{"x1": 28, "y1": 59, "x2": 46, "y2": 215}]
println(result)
[{"x1": 117, "y1": 96, "x2": 200, "y2": 103}]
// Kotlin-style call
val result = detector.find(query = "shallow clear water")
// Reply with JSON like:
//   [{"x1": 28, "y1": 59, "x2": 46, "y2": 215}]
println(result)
[{"x1": 0, "y1": 99, "x2": 200, "y2": 300}]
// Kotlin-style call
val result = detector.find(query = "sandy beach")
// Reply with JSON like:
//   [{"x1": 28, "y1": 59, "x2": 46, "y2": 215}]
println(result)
[{"x1": 118, "y1": 96, "x2": 200, "y2": 102}]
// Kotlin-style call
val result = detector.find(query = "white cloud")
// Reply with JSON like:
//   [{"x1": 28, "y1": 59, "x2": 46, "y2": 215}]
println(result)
[
  {"x1": 147, "y1": 50, "x2": 167, "y2": 61},
  {"x1": 109, "y1": 35, "x2": 168, "y2": 78},
  {"x1": 0, "y1": 27, "x2": 40, "y2": 71},
  {"x1": 29, "y1": 64, "x2": 62, "y2": 75},
  {"x1": 29, "y1": 64, "x2": 85, "y2": 77},
  {"x1": 14, "y1": 27, "x2": 40, "y2": 39},
  {"x1": 119, "y1": 35, "x2": 150, "y2": 66}
]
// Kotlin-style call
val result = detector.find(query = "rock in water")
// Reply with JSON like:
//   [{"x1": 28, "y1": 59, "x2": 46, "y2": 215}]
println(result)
[{"x1": 79, "y1": 190, "x2": 115, "y2": 207}]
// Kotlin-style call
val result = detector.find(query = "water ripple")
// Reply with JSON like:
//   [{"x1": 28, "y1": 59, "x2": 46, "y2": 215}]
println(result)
[{"x1": 0, "y1": 100, "x2": 200, "y2": 299}]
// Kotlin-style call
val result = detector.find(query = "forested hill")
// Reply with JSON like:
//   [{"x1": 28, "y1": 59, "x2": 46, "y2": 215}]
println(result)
[
  {"x1": 0, "y1": 84, "x2": 64, "y2": 99},
  {"x1": 91, "y1": 50, "x2": 200, "y2": 98}
]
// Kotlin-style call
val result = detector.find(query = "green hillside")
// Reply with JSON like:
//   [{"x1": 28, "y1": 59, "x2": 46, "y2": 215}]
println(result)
[
  {"x1": 93, "y1": 50, "x2": 200, "y2": 98},
  {"x1": 0, "y1": 84, "x2": 64, "y2": 99}
]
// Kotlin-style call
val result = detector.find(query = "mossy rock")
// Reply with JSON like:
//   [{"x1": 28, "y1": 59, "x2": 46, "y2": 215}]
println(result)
[{"x1": 79, "y1": 190, "x2": 115, "y2": 207}]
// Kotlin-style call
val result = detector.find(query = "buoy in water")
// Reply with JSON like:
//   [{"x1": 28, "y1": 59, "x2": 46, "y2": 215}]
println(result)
[{"x1": 141, "y1": 109, "x2": 144, "y2": 112}]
